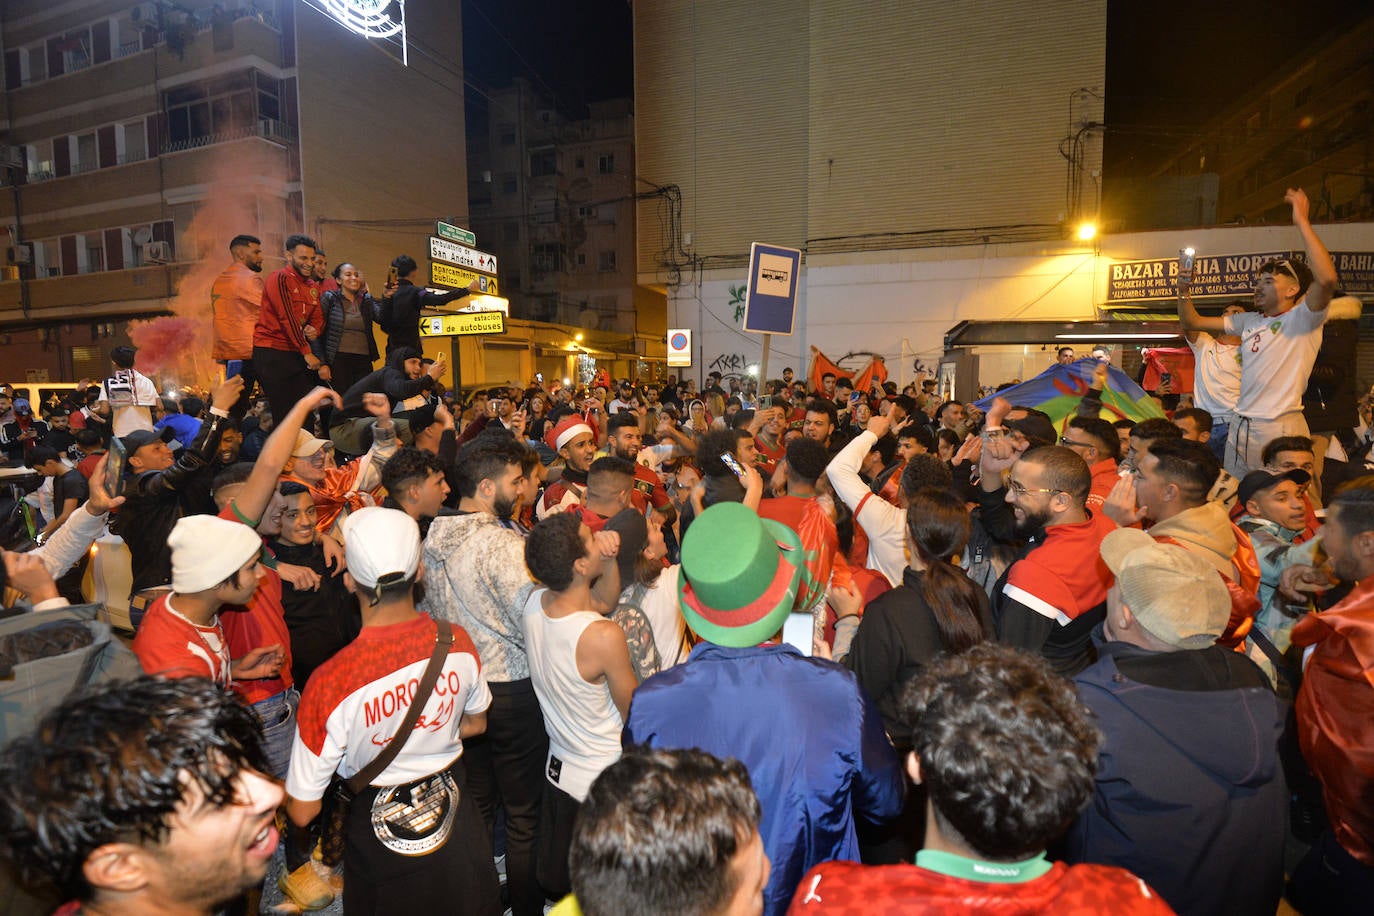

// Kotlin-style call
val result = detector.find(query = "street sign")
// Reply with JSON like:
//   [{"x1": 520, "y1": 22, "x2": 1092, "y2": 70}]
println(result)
[
  {"x1": 435, "y1": 220, "x2": 476, "y2": 246},
  {"x1": 419, "y1": 310, "x2": 507, "y2": 337},
  {"x1": 667, "y1": 328, "x2": 692, "y2": 367},
  {"x1": 429, "y1": 236, "x2": 498, "y2": 274},
  {"x1": 743, "y1": 242, "x2": 800, "y2": 336},
  {"x1": 430, "y1": 260, "x2": 498, "y2": 295}
]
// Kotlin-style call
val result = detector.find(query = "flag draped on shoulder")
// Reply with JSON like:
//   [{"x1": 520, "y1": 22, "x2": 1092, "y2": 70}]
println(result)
[{"x1": 973, "y1": 360, "x2": 1165, "y2": 432}]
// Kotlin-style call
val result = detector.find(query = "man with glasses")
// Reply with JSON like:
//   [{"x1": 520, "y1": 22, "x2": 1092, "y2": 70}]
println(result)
[
  {"x1": 1178, "y1": 188, "x2": 1339, "y2": 478},
  {"x1": 981, "y1": 444, "x2": 1115, "y2": 676},
  {"x1": 1059, "y1": 416, "x2": 1121, "y2": 511}
]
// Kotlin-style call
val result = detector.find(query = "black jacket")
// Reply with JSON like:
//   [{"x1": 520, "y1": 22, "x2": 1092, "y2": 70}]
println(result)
[
  {"x1": 334, "y1": 348, "x2": 435, "y2": 422},
  {"x1": 111, "y1": 414, "x2": 227, "y2": 593},
  {"x1": 269, "y1": 539, "x2": 360, "y2": 688},
  {"x1": 318, "y1": 288, "x2": 380, "y2": 364},
  {"x1": 381, "y1": 280, "x2": 469, "y2": 354}
]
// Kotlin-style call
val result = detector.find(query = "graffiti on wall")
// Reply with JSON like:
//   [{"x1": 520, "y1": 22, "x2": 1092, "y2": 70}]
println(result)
[{"x1": 727, "y1": 284, "x2": 747, "y2": 323}]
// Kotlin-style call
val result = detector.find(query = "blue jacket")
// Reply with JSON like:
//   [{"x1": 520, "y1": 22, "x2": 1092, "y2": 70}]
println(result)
[
  {"x1": 623, "y1": 642, "x2": 905, "y2": 916},
  {"x1": 1064, "y1": 637, "x2": 1286, "y2": 916}
]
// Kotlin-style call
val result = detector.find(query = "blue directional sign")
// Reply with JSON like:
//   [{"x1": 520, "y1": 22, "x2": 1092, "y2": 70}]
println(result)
[{"x1": 744, "y1": 242, "x2": 801, "y2": 336}]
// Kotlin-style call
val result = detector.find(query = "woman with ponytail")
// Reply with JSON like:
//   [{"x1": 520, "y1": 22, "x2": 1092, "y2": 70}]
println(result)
[{"x1": 844, "y1": 487, "x2": 993, "y2": 752}]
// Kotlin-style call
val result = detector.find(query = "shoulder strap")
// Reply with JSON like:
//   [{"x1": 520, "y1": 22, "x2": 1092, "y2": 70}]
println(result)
[{"x1": 346, "y1": 619, "x2": 454, "y2": 793}]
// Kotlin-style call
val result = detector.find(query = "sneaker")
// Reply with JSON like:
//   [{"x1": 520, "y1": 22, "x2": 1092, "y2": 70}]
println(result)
[{"x1": 279, "y1": 860, "x2": 335, "y2": 911}]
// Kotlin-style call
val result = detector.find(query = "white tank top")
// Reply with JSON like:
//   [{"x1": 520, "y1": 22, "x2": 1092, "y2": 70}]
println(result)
[{"x1": 523, "y1": 589, "x2": 623, "y2": 801}]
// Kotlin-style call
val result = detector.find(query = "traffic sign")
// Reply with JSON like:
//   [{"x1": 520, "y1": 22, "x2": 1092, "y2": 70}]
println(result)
[
  {"x1": 429, "y1": 236, "x2": 498, "y2": 274},
  {"x1": 667, "y1": 328, "x2": 692, "y2": 367},
  {"x1": 431, "y1": 261, "x2": 498, "y2": 295},
  {"x1": 435, "y1": 221, "x2": 476, "y2": 246},
  {"x1": 419, "y1": 310, "x2": 506, "y2": 337},
  {"x1": 744, "y1": 242, "x2": 800, "y2": 335}
]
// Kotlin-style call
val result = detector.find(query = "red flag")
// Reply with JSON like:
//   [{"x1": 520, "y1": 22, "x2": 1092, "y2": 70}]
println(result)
[
  {"x1": 852, "y1": 356, "x2": 888, "y2": 396},
  {"x1": 808, "y1": 346, "x2": 852, "y2": 395}
]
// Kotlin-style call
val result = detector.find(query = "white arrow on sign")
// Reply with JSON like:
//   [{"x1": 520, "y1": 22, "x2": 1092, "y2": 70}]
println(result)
[{"x1": 429, "y1": 236, "x2": 498, "y2": 274}]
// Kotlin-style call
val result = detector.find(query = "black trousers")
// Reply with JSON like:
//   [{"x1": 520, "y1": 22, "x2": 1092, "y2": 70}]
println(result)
[
  {"x1": 252, "y1": 346, "x2": 317, "y2": 427},
  {"x1": 462, "y1": 678, "x2": 549, "y2": 916},
  {"x1": 343, "y1": 760, "x2": 501, "y2": 916}
]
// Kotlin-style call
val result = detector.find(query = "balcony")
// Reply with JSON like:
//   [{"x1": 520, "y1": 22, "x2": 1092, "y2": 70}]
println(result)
[{"x1": 0, "y1": 264, "x2": 193, "y2": 323}]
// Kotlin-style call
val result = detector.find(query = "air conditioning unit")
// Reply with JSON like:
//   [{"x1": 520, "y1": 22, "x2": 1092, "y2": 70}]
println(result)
[
  {"x1": 142, "y1": 241, "x2": 171, "y2": 263},
  {"x1": 0, "y1": 146, "x2": 24, "y2": 171},
  {"x1": 7, "y1": 244, "x2": 31, "y2": 265}
]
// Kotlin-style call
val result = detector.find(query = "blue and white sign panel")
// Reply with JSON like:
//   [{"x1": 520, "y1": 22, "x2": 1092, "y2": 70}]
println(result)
[{"x1": 744, "y1": 242, "x2": 801, "y2": 336}]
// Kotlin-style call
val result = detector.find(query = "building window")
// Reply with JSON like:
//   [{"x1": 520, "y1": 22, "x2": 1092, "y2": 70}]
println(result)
[
  {"x1": 72, "y1": 132, "x2": 98, "y2": 174},
  {"x1": 78, "y1": 233, "x2": 105, "y2": 274},
  {"x1": 498, "y1": 128, "x2": 516, "y2": 146},
  {"x1": 598, "y1": 250, "x2": 616, "y2": 272},
  {"x1": 34, "y1": 239, "x2": 61, "y2": 277},
  {"x1": 501, "y1": 174, "x2": 518, "y2": 195},
  {"x1": 533, "y1": 243, "x2": 561, "y2": 273},
  {"x1": 576, "y1": 252, "x2": 586, "y2": 266},
  {"x1": 164, "y1": 70, "x2": 272, "y2": 149},
  {"x1": 21, "y1": 43, "x2": 47, "y2": 84},
  {"x1": 119, "y1": 119, "x2": 147, "y2": 164},
  {"x1": 574, "y1": 155, "x2": 585, "y2": 169},
  {"x1": 597, "y1": 154, "x2": 614, "y2": 174},
  {"x1": 530, "y1": 149, "x2": 556, "y2": 177},
  {"x1": 576, "y1": 205, "x2": 594, "y2": 219}
]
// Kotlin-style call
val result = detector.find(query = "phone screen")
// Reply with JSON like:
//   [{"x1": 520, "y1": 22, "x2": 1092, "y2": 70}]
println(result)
[
  {"x1": 719, "y1": 452, "x2": 745, "y2": 477},
  {"x1": 105, "y1": 437, "x2": 127, "y2": 498}
]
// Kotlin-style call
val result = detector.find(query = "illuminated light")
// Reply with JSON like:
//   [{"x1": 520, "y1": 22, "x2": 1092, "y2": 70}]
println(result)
[
  {"x1": 319, "y1": 0, "x2": 404, "y2": 39},
  {"x1": 574, "y1": 333, "x2": 584, "y2": 342},
  {"x1": 1055, "y1": 333, "x2": 1180, "y2": 340},
  {"x1": 1298, "y1": 115, "x2": 1313, "y2": 130},
  {"x1": 1076, "y1": 222, "x2": 1097, "y2": 242},
  {"x1": 746, "y1": 364, "x2": 759, "y2": 377},
  {"x1": 563, "y1": 378, "x2": 571, "y2": 386},
  {"x1": 1183, "y1": 246, "x2": 1195, "y2": 258}
]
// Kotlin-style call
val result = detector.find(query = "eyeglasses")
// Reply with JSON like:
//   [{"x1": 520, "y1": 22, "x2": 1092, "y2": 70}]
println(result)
[
  {"x1": 1059, "y1": 436, "x2": 1094, "y2": 450},
  {"x1": 1007, "y1": 480, "x2": 1062, "y2": 497},
  {"x1": 305, "y1": 446, "x2": 335, "y2": 466}
]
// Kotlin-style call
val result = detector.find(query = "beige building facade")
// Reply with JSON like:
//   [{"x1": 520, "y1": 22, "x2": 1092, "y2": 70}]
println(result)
[{"x1": 0, "y1": 0, "x2": 466, "y2": 386}]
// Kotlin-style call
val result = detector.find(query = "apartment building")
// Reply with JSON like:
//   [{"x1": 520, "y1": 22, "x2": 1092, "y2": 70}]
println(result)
[
  {"x1": 0, "y1": 0, "x2": 466, "y2": 383},
  {"x1": 469, "y1": 81, "x2": 653, "y2": 335}
]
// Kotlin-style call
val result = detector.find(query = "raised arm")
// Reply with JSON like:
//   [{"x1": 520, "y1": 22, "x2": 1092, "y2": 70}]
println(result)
[
  {"x1": 1177, "y1": 267, "x2": 1225, "y2": 335},
  {"x1": 1288, "y1": 188, "x2": 1337, "y2": 313},
  {"x1": 234, "y1": 387, "x2": 342, "y2": 525}
]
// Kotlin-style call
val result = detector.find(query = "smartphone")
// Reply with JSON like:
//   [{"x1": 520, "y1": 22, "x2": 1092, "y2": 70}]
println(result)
[
  {"x1": 387, "y1": 266, "x2": 399, "y2": 286},
  {"x1": 1179, "y1": 247, "x2": 1196, "y2": 273},
  {"x1": 225, "y1": 359, "x2": 243, "y2": 380},
  {"x1": 781, "y1": 612, "x2": 814, "y2": 656},
  {"x1": 760, "y1": 395, "x2": 774, "y2": 409},
  {"x1": 105, "y1": 436, "x2": 127, "y2": 497},
  {"x1": 719, "y1": 451, "x2": 745, "y2": 478}
]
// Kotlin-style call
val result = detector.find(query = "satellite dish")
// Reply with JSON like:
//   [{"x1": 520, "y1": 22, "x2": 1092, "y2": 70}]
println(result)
[
  {"x1": 577, "y1": 309, "x2": 600, "y2": 330},
  {"x1": 133, "y1": 227, "x2": 153, "y2": 245}
]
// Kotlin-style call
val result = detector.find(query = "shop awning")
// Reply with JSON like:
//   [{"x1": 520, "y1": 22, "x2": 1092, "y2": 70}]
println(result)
[{"x1": 944, "y1": 318, "x2": 1184, "y2": 349}]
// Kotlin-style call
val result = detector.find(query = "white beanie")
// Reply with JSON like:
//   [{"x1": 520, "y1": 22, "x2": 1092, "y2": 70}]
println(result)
[
  {"x1": 169, "y1": 515, "x2": 264, "y2": 594},
  {"x1": 343, "y1": 507, "x2": 421, "y2": 589}
]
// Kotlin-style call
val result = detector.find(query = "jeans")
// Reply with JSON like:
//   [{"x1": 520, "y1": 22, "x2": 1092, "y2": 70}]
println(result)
[
  {"x1": 1208, "y1": 420, "x2": 1229, "y2": 465},
  {"x1": 254, "y1": 687, "x2": 300, "y2": 780},
  {"x1": 463, "y1": 678, "x2": 549, "y2": 916}
]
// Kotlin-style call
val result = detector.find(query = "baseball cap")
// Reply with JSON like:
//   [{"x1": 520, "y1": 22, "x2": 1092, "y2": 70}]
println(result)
[
  {"x1": 1100, "y1": 528, "x2": 1230, "y2": 649},
  {"x1": 1236, "y1": 468, "x2": 1311, "y2": 509},
  {"x1": 342, "y1": 507, "x2": 421, "y2": 591},
  {"x1": 122, "y1": 426, "x2": 176, "y2": 455},
  {"x1": 291, "y1": 429, "x2": 332, "y2": 458}
]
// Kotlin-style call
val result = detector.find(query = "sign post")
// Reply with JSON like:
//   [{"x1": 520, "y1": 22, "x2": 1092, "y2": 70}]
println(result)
[
  {"x1": 435, "y1": 221, "x2": 477, "y2": 247},
  {"x1": 743, "y1": 242, "x2": 802, "y2": 387}
]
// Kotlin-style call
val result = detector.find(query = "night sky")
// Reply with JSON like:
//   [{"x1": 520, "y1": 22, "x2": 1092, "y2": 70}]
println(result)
[{"x1": 460, "y1": 0, "x2": 1369, "y2": 174}]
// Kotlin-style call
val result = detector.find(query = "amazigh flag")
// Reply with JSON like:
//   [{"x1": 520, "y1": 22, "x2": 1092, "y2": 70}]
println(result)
[{"x1": 973, "y1": 360, "x2": 1165, "y2": 433}]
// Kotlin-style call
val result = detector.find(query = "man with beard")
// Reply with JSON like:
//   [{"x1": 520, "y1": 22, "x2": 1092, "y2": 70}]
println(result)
[
  {"x1": 605, "y1": 411, "x2": 674, "y2": 526},
  {"x1": 252, "y1": 234, "x2": 325, "y2": 424},
  {"x1": 540, "y1": 416, "x2": 598, "y2": 519},
  {"x1": 0, "y1": 678, "x2": 286, "y2": 916},
  {"x1": 420, "y1": 438, "x2": 547, "y2": 916},
  {"x1": 984, "y1": 445, "x2": 1115, "y2": 676},
  {"x1": 212, "y1": 234, "x2": 266, "y2": 416}
]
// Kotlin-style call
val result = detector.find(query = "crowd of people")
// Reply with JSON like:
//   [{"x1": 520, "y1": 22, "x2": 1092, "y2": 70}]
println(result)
[{"x1": 0, "y1": 188, "x2": 1371, "y2": 916}]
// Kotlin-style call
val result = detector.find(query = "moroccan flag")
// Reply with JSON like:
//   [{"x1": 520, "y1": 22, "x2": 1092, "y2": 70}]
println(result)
[
  {"x1": 852, "y1": 356, "x2": 889, "y2": 396},
  {"x1": 1140, "y1": 347, "x2": 1195, "y2": 393},
  {"x1": 973, "y1": 360, "x2": 1165, "y2": 433},
  {"x1": 808, "y1": 346, "x2": 852, "y2": 395}
]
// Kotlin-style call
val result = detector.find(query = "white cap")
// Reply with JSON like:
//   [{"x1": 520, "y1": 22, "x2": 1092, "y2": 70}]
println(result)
[
  {"x1": 343, "y1": 507, "x2": 421, "y2": 590},
  {"x1": 170, "y1": 515, "x2": 263, "y2": 594}
]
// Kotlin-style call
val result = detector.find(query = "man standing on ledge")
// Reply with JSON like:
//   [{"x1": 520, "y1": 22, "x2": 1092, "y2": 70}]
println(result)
[
  {"x1": 1177, "y1": 188, "x2": 1338, "y2": 478},
  {"x1": 253, "y1": 233, "x2": 325, "y2": 423},
  {"x1": 380, "y1": 254, "x2": 482, "y2": 356}
]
